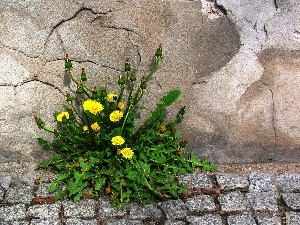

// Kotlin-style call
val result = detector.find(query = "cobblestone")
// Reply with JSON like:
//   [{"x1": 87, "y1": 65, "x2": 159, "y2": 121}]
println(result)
[
  {"x1": 276, "y1": 174, "x2": 300, "y2": 192},
  {"x1": 160, "y1": 199, "x2": 187, "y2": 219},
  {"x1": 256, "y1": 216, "x2": 282, "y2": 225},
  {"x1": 0, "y1": 204, "x2": 26, "y2": 221},
  {"x1": 129, "y1": 202, "x2": 163, "y2": 220},
  {"x1": 5, "y1": 183, "x2": 34, "y2": 204},
  {"x1": 35, "y1": 183, "x2": 54, "y2": 198},
  {"x1": 227, "y1": 212, "x2": 256, "y2": 225},
  {"x1": 0, "y1": 188, "x2": 4, "y2": 202},
  {"x1": 216, "y1": 173, "x2": 249, "y2": 190},
  {"x1": 282, "y1": 193, "x2": 300, "y2": 210},
  {"x1": 30, "y1": 219, "x2": 62, "y2": 225},
  {"x1": 164, "y1": 220, "x2": 186, "y2": 225},
  {"x1": 186, "y1": 214, "x2": 223, "y2": 225},
  {"x1": 65, "y1": 218, "x2": 97, "y2": 225},
  {"x1": 285, "y1": 212, "x2": 300, "y2": 225},
  {"x1": 27, "y1": 202, "x2": 61, "y2": 219},
  {"x1": 0, "y1": 172, "x2": 299, "y2": 224},
  {"x1": 62, "y1": 199, "x2": 96, "y2": 218},
  {"x1": 246, "y1": 191, "x2": 278, "y2": 212},
  {"x1": 185, "y1": 195, "x2": 216, "y2": 213},
  {"x1": 98, "y1": 197, "x2": 127, "y2": 219},
  {"x1": 178, "y1": 173, "x2": 212, "y2": 189},
  {"x1": 218, "y1": 191, "x2": 249, "y2": 212},
  {"x1": 249, "y1": 172, "x2": 276, "y2": 192}
]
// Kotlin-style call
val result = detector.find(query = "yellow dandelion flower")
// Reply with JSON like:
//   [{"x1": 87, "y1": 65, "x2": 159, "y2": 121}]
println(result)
[
  {"x1": 83, "y1": 99, "x2": 103, "y2": 115},
  {"x1": 56, "y1": 111, "x2": 69, "y2": 122},
  {"x1": 106, "y1": 93, "x2": 117, "y2": 102},
  {"x1": 120, "y1": 148, "x2": 134, "y2": 159},
  {"x1": 117, "y1": 102, "x2": 125, "y2": 110},
  {"x1": 111, "y1": 136, "x2": 125, "y2": 146},
  {"x1": 91, "y1": 122, "x2": 100, "y2": 132},
  {"x1": 160, "y1": 125, "x2": 166, "y2": 132},
  {"x1": 109, "y1": 110, "x2": 123, "y2": 122},
  {"x1": 83, "y1": 125, "x2": 89, "y2": 132}
]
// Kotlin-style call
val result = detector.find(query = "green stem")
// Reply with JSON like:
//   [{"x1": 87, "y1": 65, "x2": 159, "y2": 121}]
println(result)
[
  {"x1": 83, "y1": 83, "x2": 92, "y2": 92},
  {"x1": 117, "y1": 85, "x2": 126, "y2": 104},
  {"x1": 70, "y1": 101, "x2": 85, "y2": 124},
  {"x1": 145, "y1": 57, "x2": 161, "y2": 82},
  {"x1": 66, "y1": 69, "x2": 78, "y2": 86},
  {"x1": 133, "y1": 57, "x2": 161, "y2": 105},
  {"x1": 41, "y1": 125, "x2": 56, "y2": 133},
  {"x1": 120, "y1": 104, "x2": 132, "y2": 134}
]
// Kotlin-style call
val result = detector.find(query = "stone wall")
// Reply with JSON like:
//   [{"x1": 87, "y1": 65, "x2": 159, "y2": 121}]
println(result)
[{"x1": 0, "y1": 0, "x2": 299, "y2": 167}]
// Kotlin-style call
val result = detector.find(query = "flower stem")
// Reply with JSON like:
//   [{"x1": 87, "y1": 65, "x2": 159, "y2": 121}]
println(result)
[
  {"x1": 66, "y1": 69, "x2": 78, "y2": 86},
  {"x1": 120, "y1": 104, "x2": 132, "y2": 134}
]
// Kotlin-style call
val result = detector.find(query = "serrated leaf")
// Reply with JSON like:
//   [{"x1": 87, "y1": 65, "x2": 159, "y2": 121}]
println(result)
[
  {"x1": 49, "y1": 180, "x2": 60, "y2": 192},
  {"x1": 160, "y1": 90, "x2": 181, "y2": 106},
  {"x1": 36, "y1": 137, "x2": 50, "y2": 148},
  {"x1": 57, "y1": 173, "x2": 70, "y2": 181},
  {"x1": 94, "y1": 177, "x2": 106, "y2": 191},
  {"x1": 73, "y1": 190, "x2": 84, "y2": 202}
]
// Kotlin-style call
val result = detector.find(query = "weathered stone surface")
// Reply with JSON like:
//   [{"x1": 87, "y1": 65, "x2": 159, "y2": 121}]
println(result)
[
  {"x1": 186, "y1": 195, "x2": 216, "y2": 213},
  {"x1": 281, "y1": 193, "x2": 300, "y2": 210},
  {"x1": 0, "y1": 0, "x2": 300, "y2": 168},
  {"x1": 27, "y1": 202, "x2": 61, "y2": 219},
  {"x1": 186, "y1": 214, "x2": 223, "y2": 225},
  {"x1": 62, "y1": 199, "x2": 96, "y2": 218},
  {"x1": 0, "y1": 204, "x2": 27, "y2": 221},
  {"x1": 246, "y1": 192, "x2": 278, "y2": 212},
  {"x1": 5, "y1": 183, "x2": 34, "y2": 204},
  {"x1": 160, "y1": 199, "x2": 187, "y2": 220},
  {"x1": 218, "y1": 191, "x2": 249, "y2": 212},
  {"x1": 216, "y1": 173, "x2": 249, "y2": 190},
  {"x1": 276, "y1": 174, "x2": 300, "y2": 192},
  {"x1": 248, "y1": 172, "x2": 276, "y2": 192},
  {"x1": 227, "y1": 212, "x2": 256, "y2": 225}
]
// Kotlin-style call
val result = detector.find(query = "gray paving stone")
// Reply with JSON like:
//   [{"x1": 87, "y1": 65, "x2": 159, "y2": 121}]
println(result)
[
  {"x1": 160, "y1": 199, "x2": 187, "y2": 219},
  {"x1": 276, "y1": 174, "x2": 300, "y2": 192},
  {"x1": 286, "y1": 212, "x2": 300, "y2": 225},
  {"x1": 216, "y1": 173, "x2": 249, "y2": 190},
  {"x1": 129, "y1": 202, "x2": 163, "y2": 220},
  {"x1": 249, "y1": 172, "x2": 276, "y2": 192},
  {"x1": 0, "y1": 176, "x2": 12, "y2": 189},
  {"x1": 218, "y1": 191, "x2": 249, "y2": 212},
  {"x1": 30, "y1": 219, "x2": 62, "y2": 225},
  {"x1": 35, "y1": 183, "x2": 55, "y2": 198},
  {"x1": 257, "y1": 216, "x2": 282, "y2": 225},
  {"x1": 66, "y1": 218, "x2": 98, "y2": 225},
  {"x1": 178, "y1": 173, "x2": 212, "y2": 189},
  {"x1": 62, "y1": 199, "x2": 96, "y2": 218},
  {"x1": 282, "y1": 193, "x2": 300, "y2": 210},
  {"x1": 227, "y1": 212, "x2": 256, "y2": 225},
  {"x1": 27, "y1": 202, "x2": 61, "y2": 219},
  {"x1": 0, "y1": 188, "x2": 4, "y2": 201},
  {"x1": 186, "y1": 214, "x2": 223, "y2": 225},
  {"x1": 0, "y1": 204, "x2": 27, "y2": 221},
  {"x1": 164, "y1": 220, "x2": 186, "y2": 225},
  {"x1": 5, "y1": 183, "x2": 34, "y2": 204},
  {"x1": 104, "y1": 219, "x2": 143, "y2": 225},
  {"x1": 98, "y1": 197, "x2": 127, "y2": 219},
  {"x1": 185, "y1": 195, "x2": 216, "y2": 213},
  {"x1": 246, "y1": 191, "x2": 278, "y2": 212},
  {"x1": 0, "y1": 221, "x2": 29, "y2": 225}
]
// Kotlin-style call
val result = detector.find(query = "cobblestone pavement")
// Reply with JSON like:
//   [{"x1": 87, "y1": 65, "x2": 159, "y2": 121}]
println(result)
[{"x1": 0, "y1": 171, "x2": 300, "y2": 225}]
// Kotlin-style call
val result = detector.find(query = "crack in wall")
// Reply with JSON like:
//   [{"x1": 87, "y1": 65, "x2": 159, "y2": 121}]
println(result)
[
  {"x1": 45, "y1": 7, "x2": 101, "y2": 45},
  {"x1": 260, "y1": 80, "x2": 277, "y2": 147},
  {"x1": 2, "y1": 45, "x2": 39, "y2": 60}
]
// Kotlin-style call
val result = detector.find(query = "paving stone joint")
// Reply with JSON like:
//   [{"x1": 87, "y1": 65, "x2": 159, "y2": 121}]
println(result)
[{"x1": 0, "y1": 172, "x2": 300, "y2": 225}]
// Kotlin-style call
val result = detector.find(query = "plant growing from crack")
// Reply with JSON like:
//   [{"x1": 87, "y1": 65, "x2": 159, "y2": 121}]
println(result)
[{"x1": 34, "y1": 44, "x2": 216, "y2": 208}]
